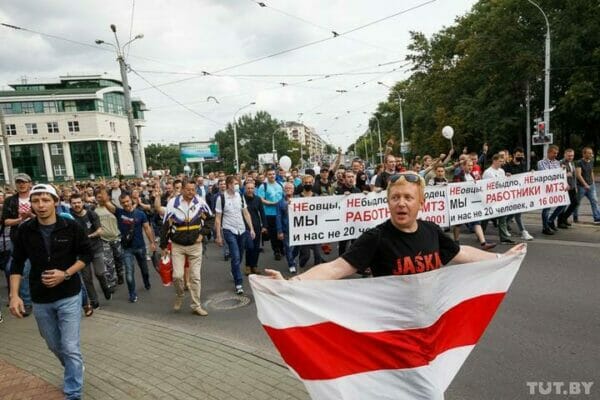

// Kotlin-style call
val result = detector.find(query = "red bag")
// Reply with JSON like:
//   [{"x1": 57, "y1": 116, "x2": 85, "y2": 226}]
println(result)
[{"x1": 159, "y1": 245, "x2": 173, "y2": 286}]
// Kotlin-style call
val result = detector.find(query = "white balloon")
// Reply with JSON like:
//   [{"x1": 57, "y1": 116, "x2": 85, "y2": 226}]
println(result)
[
  {"x1": 442, "y1": 125, "x2": 454, "y2": 140},
  {"x1": 279, "y1": 155, "x2": 292, "y2": 171}
]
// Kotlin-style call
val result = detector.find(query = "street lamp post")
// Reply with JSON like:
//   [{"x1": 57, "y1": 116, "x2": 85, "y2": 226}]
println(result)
[
  {"x1": 96, "y1": 25, "x2": 144, "y2": 177},
  {"x1": 527, "y1": 0, "x2": 551, "y2": 156},
  {"x1": 365, "y1": 112, "x2": 383, "y2": 164},
  {"x1": 271, "y1": 128, "x2": 278, "y2": 165},
  {"x1": 232, "y1": 102, "x2": 255, "y2": 173},
  {"x1": 378, "y1": 82, "x2": 405, "y2": 158}
]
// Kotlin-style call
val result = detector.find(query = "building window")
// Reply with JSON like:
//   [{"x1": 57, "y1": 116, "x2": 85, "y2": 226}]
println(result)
[
  {"x1": 5, "y1": 124, "x2": 17, "y2": 135},
  {"x1": 109, "y1": 121, "x2": 116, "y2": 132},
  {"x1": 64, "y1": 101, "x2": 77, "y2": 112},
  {"x1": 53, "y1": 164, "x2": 67, "y2": 177},
  {"x1": 22, "y1": 102, "x2": 35, "y2": 114},
  {"x1": 43, "y1": 101, "x2": 58, "y2": 113},
  {"x1": 47, "y1": 122, "x2": 59, "y2": 133},
  {"x1": 25, "y1": 123, "x2": 38, "y2": 135},
  {"x1": 0, "y1": 103, "x2": 13, "y2": 115},
  {"x1": 50, "y1": 143, "x2": 64, "y2": 156},
  {"x1": 68, "y1": 121, "x2": 80, "y2": 133}
]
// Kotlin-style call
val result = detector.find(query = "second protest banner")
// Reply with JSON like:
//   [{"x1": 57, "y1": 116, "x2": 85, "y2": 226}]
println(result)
[{"x1": 289, "y1": 169, "x2": 568, "y2": 246}]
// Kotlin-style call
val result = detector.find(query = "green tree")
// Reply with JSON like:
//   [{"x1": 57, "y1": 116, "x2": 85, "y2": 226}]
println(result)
[
  {"x1": 214, "y1": 111, "x2": 297, "y2": 172},
  {"x1": 144, "y1": 143, "x2": 183, "y2": 174},
  {"x1": 364, "y1": 0, "x2": 600, "y2": 160}
]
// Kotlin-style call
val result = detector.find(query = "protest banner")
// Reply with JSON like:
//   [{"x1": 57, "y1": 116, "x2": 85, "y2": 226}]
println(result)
[
  {"x1": 289, "y1": 169, "x2": 569, "y2": 246},
  {"x1": 289, "y1": 187, "x2": 448, "y2": 246},
  {"x1": 447, "y1": 169, "x2": 569, "y2": 225}
]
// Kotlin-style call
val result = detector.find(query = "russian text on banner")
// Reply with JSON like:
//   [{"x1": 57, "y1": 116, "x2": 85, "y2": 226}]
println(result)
[{"x1": 250, "y1": 253, "x2": 525, "y2": 400}]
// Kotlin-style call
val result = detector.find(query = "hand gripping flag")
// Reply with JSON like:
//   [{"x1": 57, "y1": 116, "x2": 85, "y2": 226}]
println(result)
[{"x1": 250, "y1": 253, "x2": 525, "y2": 400}]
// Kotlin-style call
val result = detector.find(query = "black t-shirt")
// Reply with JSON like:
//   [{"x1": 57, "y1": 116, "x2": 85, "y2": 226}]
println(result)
[
  {"x1": 71, "y1": 210, "x2": 102, "y2": 252},
  {"x1": 375, "y1": 171, "x2": 393, "y2": 190},
  {"x1": 342, "y1": 220, "x2": 460, "y2": 276}
]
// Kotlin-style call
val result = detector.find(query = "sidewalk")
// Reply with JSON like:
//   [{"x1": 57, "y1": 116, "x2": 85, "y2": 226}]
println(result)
[{"x1": 0, "y1": 310, "x2": 308, "y2": 400}]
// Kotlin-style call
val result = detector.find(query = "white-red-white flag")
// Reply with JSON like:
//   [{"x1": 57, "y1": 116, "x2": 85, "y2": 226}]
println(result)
[{"x1": 250, "y1": 253, "x2": 525, "y2": 400}]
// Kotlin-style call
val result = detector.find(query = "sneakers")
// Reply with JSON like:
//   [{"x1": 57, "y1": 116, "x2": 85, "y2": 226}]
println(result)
[
  {"x1": 289, "y1": 266, "x2": 297, "y2": 274},
  {"x1": 521, "y1": 230, "x2": 534, "y2": 241},
  {"x1": 500, "y1": 238, "x2": 516, "y2": 244},
  {"x1": 173, "y1": 296, "x2": 184, "y2": 311},
  {"x1": 542, "y1": 228, "x2": 555, "y2": 236},
  {"x1": 23, "y1": 304, "x2": 33, "y2": 318},
  {"x1": 144, "y1": 283, "x2": 151, "y2": 290},
  {"x1": 480, "y1": 242, "x2": 497, "y2": 251},
  {"x1": 557, "y1": 222, "x2": 569, "y2": 229},
  {"x1": 235, "y1": 285, "x2": 244, "y2": 295},
  {"x1": 274, "y1": 253, "x2": 282, "y2": 261},
  {"x1": 548, "y1": 222, "x2": 558, "y2": 231},
  {"x1": 193, "y1": 307, "x2": 208, "y2": 316},
  {"x1": 128, "y1": 295, "x2": 138, "y2": 303}
]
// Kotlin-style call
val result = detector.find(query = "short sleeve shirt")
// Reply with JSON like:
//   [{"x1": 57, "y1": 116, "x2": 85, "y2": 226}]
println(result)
[
  {"x1": 342, "y1": 220, "x2": 460, "y2": 276},
  {"x1": 256, "y1": 182, "x2": 283, "y2": 216},
  {"x1": 115, "y1": 208, "x2": 148, "y2": 249}
]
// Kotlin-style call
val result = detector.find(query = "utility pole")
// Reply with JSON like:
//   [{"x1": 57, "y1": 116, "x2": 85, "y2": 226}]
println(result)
[
  {"x1": 0, "y1": 108, "x2": 14, "y2": 189},
  {"x1": 96, "y1": 25, "x2": 144, "y2": 178},
  {"x1": 526, "y1": 82, "x2": 532, "y2": 171},
  {"x1": 527, "y1": 0, "x2": 551, "y2": 156}
]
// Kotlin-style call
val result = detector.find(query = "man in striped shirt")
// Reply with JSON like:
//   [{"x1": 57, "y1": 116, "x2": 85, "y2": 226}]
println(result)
[{"x1": 537, "y1": 145, "x2": 564, "y2": 235}]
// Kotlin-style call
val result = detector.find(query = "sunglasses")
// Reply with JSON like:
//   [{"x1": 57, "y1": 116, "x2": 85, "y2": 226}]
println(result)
[{"x1": 389, "y1": 173, "x2": 423, "y2": 184}]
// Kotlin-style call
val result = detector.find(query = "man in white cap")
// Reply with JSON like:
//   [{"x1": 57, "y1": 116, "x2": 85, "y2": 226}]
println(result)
[
  {"x1": 1, "y1": 173, "x2": 34, "y2": 316},
  {"x1": 9, "y1": 184, "x2": 92, "y2": 400}
]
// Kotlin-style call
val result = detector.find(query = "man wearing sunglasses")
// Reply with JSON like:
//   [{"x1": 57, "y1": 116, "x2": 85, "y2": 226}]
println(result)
[{"x1": 266, "y1": 172, "x2": 524, "y2": 280}]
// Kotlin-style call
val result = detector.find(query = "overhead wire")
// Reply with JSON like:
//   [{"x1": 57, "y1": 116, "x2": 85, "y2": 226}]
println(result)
[
  {"x1": 129, "y1": 68, "x2": 223, "y2": 125},
  {"x1": 126, "y1": 0, "x2": 136, "y2": 58},
  {"x1": 247, "y1": 0, "x2": 397, "y2": 53},
  {"x1": 133, "y1": 0, "x2": 437, "y2": 91}
]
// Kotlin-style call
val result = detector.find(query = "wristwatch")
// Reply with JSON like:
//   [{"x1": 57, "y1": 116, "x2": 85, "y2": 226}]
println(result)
[{"x1": 64, "y1": 271, "x2": 72, "y2": 281}]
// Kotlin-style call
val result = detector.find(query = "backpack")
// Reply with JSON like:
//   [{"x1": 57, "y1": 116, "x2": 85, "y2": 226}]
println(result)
[{"x1": 218, "y1": 191, "x2": 245, "y2": 213}]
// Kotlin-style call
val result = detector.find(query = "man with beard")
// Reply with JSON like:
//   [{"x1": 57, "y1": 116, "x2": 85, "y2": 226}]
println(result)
[{"x1": 70, "y1": 193, "x2": 112, "y2": 308}]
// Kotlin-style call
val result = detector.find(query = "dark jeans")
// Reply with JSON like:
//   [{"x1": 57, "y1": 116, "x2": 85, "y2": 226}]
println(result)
[
  {"x1": 266, "y1": 215, "x2": 283, "y2": 256},
  {"x1": 122, "y1": 247, "x2": 150, "y2": 298},
  {"x1": 81, "y1": 251, "x2": 111, "y2": 305},
  {"x1": 245, "y1": 230, "x2": 262, "y2": 268},
  {"x1": 559, "y1": 189, "x2": 579, "y2": 223},
  {"x1": 223, "y1": 230, "x2": 247, "y2": 286},
  {"x1": 297, "y1": 244, "x2": 324, "y2": 268}
]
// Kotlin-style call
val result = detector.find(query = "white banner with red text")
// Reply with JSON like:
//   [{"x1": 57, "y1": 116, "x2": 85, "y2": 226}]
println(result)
[{"x1": 289, "y1": 169, "x2": 568, "y2": 245}]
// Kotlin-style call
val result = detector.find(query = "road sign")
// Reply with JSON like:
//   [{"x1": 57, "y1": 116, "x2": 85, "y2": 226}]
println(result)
[
  {"x1": 186, "y1": 157, "x2": 205, "y2": 163},
  {"x1": 400, "y1": 141, "x2": 411, "y2": 153},
  {"x1": 180, "y1": 142, "x2": 219, "y2": 163},
  {"x1": 532, "y1": 134, "x2": 553, "y2": 145}
]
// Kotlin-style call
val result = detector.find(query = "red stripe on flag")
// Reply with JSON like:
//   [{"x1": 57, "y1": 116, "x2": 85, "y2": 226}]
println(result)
[{"x1": 263, "y1": 293, "x2": 505, "y2": 380}]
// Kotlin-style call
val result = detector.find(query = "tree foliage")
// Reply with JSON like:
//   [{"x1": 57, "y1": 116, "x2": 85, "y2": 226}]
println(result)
[
  {"x1": 144, "y1": 143, "x2": 183, "y2": 174},
  {"x1": 214, "y1": 111, "x2": 297, "y2": 173},
  {"x1": 360, "y1": 0, "x2": 600, "y2": 159}
]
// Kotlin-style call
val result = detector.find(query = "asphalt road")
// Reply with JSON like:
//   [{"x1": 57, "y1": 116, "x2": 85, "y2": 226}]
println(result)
[{"x1": 7, "y1": 212, "x2": 599, "y2": 399}]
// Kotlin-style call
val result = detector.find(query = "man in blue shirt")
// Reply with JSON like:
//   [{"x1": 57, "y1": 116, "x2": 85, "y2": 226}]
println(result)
[
  {"x1": 257, "y1": 168, "x2": 284, "y2": 260},
  {"x1": 105, "y1": 193, "x2": 156, "y2": 303}
]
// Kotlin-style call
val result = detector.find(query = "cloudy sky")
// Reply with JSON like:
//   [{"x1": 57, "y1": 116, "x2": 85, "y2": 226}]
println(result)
[{"x1": 0, "y1": 0, "x2": 477, "y2": 150}]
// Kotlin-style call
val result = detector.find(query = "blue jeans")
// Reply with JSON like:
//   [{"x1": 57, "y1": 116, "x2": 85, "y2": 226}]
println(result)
[
  {"x1": 542, "y1": 206, "x2": 565, "y2": 229},
  {"x1": 18, "y1": 259, "x2": 32, "y2": 306},
  {"x1": 33, "y1": 293, "x2": 84, "y2": 400},
  {"x1": 574, "y1": 185, "x2": 600, "y2": 221},
  {"x1": 122, "y1": 247, "x2": 150, "y2": 298},
  {"x1": 282, "y1": 235, "x2": 297, "y2": 269},
  {"x1": 223, "y1": 229, "x2": 247, "y2": 286}
]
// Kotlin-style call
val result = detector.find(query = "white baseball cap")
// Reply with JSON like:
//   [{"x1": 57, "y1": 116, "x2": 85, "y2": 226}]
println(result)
[{"x1": 30, "y1": 184, "x2": 59, "y2": 201}]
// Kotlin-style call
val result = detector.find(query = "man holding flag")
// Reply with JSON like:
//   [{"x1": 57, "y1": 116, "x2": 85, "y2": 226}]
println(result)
[
  {"x1": 257, "y1": 171, "x2": 526, "y2": 400},
  {"x1": 265, "y1": 171, "x2": 524, "y2": 280}
]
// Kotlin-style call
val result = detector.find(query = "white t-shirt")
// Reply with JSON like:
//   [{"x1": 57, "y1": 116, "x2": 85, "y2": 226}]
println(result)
[
  {"x1": 214, "y1": 191, "x2": 247, "y2": 235},
  {"x1": 482, "y1": 166, "x2": 505, "y2": 180}
]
